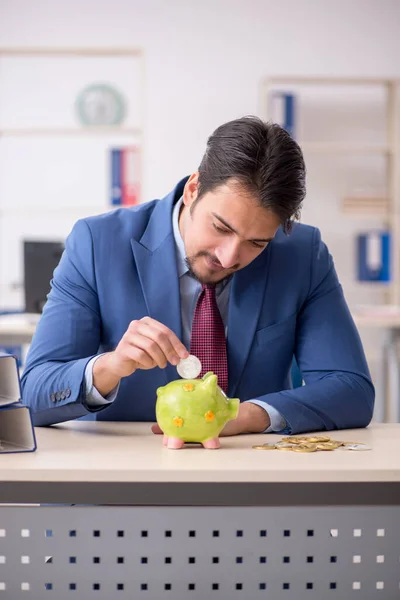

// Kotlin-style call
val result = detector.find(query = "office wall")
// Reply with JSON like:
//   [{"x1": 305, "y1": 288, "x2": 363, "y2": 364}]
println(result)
[{"x1": 0, "y1": 0, "x2": 399, "y2": 377}]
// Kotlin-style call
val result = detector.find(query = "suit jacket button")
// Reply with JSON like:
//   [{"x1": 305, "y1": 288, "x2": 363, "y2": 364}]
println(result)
[
  {"x1": 50, "y1": 393, "x2": 56, "y2": 402},
  {"x1": 60, "y1": 391, "x2": 66, "y2": 400},
  {"x1": 55, "y1": 391, "x2": 62, "y2": 401},
  {"x1": 65, "y1": 388, "x2": 71, "y2": 398}
]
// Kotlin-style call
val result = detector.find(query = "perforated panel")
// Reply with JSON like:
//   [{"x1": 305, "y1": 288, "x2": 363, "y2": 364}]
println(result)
[{"x1": 0, "y1": 506, "x2": 399, "y2": 600}]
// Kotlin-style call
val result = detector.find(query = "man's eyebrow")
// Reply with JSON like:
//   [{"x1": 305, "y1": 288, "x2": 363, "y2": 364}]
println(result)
[{"x1": 212, "y1": 213, "x2": 274, "y2": 243}]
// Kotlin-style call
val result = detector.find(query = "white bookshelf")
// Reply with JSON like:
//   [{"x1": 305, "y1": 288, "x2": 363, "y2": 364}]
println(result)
[
  {"x1": 300, "y1": 142, "x2": 394, "y2": 154},
  {"x1": 260, "y1": 76, "x2": 400, "y2": 304},
  {"x1": 0, "y1": 127, "x2": 142, "y2": 137},
  {"x1": 0, "y1": 47, "x2": 145, "y2": 310}
]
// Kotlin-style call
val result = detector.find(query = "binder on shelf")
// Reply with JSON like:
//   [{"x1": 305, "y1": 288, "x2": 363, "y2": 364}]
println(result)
[
  {"x1": 0, "y1": 353, "x2": 37, "y2": 453},
  {"x1": 121, "y1": 146, "x2": 140, "y2": 206},
  {"x1": 110, "y1": 147, "x2": 140, "y2": 207},
  {"x1": 356, "y1": 230, "x2": 390, "y2": 282},
  {"x1": 110, "y1": 148, "x2": 122, "y2": 206},
  {"x1": 269, "y1": 92, "x2": 296, "y2": 138}
]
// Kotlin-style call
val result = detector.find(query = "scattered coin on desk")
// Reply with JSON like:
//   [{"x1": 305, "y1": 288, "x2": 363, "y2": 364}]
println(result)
[
  {"x1": 252, "y1": 443, "x2": 277, "y2": 450},
  {"x1": 340, "y1": 443, "x2": 372, "y2": 451},
  {"x1": 252, "y1": 436, "x2": 372, "y2": 452}
]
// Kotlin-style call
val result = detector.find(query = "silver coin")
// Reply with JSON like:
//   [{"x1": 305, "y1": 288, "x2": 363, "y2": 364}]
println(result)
[
  {"x1": 177, "y1": 355, "x2": 202, "y2": 379},
  {"x1": 340, "y1": 443, "x2": 372, "y2": 451}
]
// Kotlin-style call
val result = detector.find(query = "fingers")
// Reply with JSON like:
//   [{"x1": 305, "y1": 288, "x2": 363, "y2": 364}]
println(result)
[
  {"x1": 128, "y1": 318, "x2": 188, "y2": 367},
  {"x1": 118, "y1": 341, "x2": 156, "y2": 370},
  {"x1": 113, "y1": 317, "x2": 189, "y2": 376},
  {"x1": 140, "y1": 317, "x2": 189, "y2": 361},
  {"x1": 128, "y1": 331, "x2": 170, "y2": 369}
]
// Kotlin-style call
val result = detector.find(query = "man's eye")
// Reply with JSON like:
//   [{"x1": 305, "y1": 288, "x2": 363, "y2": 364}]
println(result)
[
  {"x1": 252, "y1": 241, "x2": 266, "y2": 249},
  {"x1": 213, "y1": 224, "x2": 229, "y2": 234}
]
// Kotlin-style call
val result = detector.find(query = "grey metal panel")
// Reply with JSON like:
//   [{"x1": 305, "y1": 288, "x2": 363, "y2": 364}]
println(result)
[
  {"x1": 0, "y1": 506, "x2": 399, "y2": 600},
  {"x1": 1, "y1": 481, "x2": 400, "y2": 506}
]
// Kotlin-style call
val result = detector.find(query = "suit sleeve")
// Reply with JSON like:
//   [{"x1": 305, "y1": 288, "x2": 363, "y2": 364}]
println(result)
[
  {"x1": 21, "y1": 219, "x2": 110, "y2": 426},
  {"x1": 255, "y1": 228, "x2": 375, "y2": 434}
]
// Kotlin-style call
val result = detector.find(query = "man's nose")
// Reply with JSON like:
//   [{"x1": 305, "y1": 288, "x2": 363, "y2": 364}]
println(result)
[{"x1": 215, "y1": 240, "x2": 241, "y2": 269}]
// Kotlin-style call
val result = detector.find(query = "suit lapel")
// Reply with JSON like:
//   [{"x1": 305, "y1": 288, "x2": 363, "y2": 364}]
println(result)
[
  {"x1": 131, "y1": 235, "x2": 182, "y2": 340},
  {"x1": 227, "y1": 247, "x2": 272, "y2": 397},
  {"x1": 130, "y1": 179, "x2": 188, "y2": 384}
]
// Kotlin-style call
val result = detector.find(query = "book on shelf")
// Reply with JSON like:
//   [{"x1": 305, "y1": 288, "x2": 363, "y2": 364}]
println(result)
[
  {"x1": 121, "y1": 146, "x2": 140, "y2": 206},
  {"x1": 356, "y1": 230, "x2": 390, "y2": 283},
  {"x1": 269, "y1": 91, "x2": 296, "y2": 138},
  {"x1": 110, "y1": 147, "x2": 140, "y2": 206},
  {"x1": 110, "y1": 148, "x2": 122, "y2": 206}
]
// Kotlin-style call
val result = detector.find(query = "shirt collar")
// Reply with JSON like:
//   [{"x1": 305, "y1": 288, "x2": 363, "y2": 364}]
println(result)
[{"x1": 172, "y1": 196, "x2": 189, "y2": 278}]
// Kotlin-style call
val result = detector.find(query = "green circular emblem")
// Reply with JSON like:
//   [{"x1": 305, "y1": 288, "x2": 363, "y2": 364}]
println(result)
[{"x1": 75, "y1": 83, "x2": 126, "y2": 126}]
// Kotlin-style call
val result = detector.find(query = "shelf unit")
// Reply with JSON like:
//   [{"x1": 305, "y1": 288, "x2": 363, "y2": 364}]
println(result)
[
  {"x1": 0, "y1": 47, "x2": 145, "y2": 310},
  {"x1": 0, "y1": 127, "x2": 142, "y2": 137},
  {"x1": 299, "y1": 142, "x2": 393, "y2": 155},
  {"x1": 0, "y1": 46, "x2": 145, "y2": 139},
  {"x1": 260, "y1": 76, "x2": 400, "y2": 304}
]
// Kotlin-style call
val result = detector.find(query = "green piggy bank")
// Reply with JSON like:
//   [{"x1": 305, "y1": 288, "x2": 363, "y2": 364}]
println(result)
[{"x1": 156, "y1": 372, "x2": 240, "y2": 449}]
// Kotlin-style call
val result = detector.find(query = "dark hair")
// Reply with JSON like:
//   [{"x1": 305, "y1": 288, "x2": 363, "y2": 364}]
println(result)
[{"x1": 197, "y1": 116, "x2": 306, "y2": 233}]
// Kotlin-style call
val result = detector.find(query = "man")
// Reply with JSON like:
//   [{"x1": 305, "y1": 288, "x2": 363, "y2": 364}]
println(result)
[{"x1": 21, "y1": 116, "x2": 374, "y2": 436}]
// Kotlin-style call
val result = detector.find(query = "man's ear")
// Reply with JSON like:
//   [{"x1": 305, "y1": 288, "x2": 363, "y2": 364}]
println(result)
[{"x1": 183, "y1": 172, "x2": 199, "y2": 208}]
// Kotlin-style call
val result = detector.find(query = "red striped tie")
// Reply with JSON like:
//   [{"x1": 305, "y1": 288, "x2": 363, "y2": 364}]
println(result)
[{"x1": 190, "y1": 284, "x2": 228, "y2": 393}]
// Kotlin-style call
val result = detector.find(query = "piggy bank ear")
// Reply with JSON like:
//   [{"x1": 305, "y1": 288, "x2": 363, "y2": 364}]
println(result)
[
  {"x1": 156, "y1": 386, "x2": 164, "y2": 395},
  {"x1": 202, "y1": 373, "x2": 218, "y2": 395},
  {"x1": 202, "y1": 372, "x2": 214, "y2": 381}
]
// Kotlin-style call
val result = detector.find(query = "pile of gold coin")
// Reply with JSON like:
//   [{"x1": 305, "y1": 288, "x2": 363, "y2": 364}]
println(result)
[{"x1": 252, "y1": 436, "x2": 371, "y2": 452}]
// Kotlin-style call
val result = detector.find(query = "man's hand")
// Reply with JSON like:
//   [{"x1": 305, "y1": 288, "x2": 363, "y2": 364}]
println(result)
[
  {"x1": 151, "y1": 402, "x2": 270, "y2": 437},
  {"x1": 93, "y1": 317, "x2": 189, "y2": 397},
  {"x1": 220, "y1": 402, "x2": 270, "y2": 435}
]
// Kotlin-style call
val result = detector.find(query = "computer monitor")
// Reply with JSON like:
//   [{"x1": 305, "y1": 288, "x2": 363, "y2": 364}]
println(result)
[{"x1": 23, "y1": 240, "x2": 64, "y2": 313}]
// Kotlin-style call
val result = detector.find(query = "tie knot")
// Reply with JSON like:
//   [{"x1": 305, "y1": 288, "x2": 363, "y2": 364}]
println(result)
[{"x1": 202, "y1": 284, "x2": 216, "y2": 296}]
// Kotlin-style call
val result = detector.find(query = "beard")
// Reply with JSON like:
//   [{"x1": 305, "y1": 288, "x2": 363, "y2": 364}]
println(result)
[{"x1": 185, "y1": 251, "x2": 238, "y2": 285}]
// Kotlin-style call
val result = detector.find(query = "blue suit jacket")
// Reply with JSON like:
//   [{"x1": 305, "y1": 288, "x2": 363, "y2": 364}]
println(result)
[{"x1": 21, "y1": 177, "x2": 374, "y2": 433}]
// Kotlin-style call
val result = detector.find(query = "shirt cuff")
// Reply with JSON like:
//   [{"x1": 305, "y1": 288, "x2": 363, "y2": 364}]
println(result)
[
  {"x1": 84, "y1": 355, "x2": 120, "y2": 407},
  {"x1": 245, "y1": 399, "x2": 287, "y2": 433}
]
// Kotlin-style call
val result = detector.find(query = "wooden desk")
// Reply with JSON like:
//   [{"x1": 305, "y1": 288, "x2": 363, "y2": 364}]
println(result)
[{"x1": 0, "y1": 422, "x2": 399, "y2": 599}]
